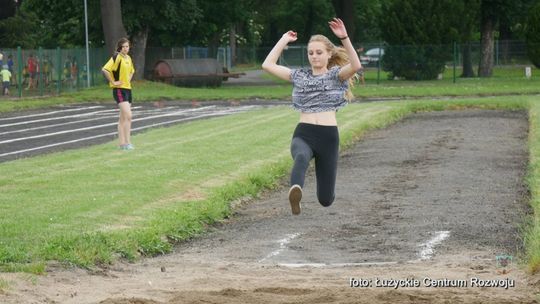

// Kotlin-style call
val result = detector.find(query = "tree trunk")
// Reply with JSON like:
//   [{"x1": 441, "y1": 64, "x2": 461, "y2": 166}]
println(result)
[
  {"x1": 100, "y1": 0, "x2": 127, "y2": 55},
  {"x1": 478, "y1": 16, "x2": 494, "y2": 77},
  {"x1": 130, "y1": 28, "x2": 148, "y2": 81},
  {"x1": 461, "y1": 42, "x2": 475, "y2": 77},
  {"x1": 332, "y1": 0, "x2": 356, "y2": 41}
]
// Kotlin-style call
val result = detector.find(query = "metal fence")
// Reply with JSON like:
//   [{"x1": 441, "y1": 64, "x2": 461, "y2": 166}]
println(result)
[
  {"x1": 0, "y1": 40, "x2": 537, "y2": 98},
  {"x1": 279, "y1": 40, "x2": 537, "y2": 82},
  {"x1": 0, "y1": 47, "x2": 110, "y2": 98}
]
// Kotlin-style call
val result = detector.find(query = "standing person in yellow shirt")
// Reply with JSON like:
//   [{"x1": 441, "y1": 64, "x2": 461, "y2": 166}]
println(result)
[
  {"x1": 1, "y1": 64, "x2": 11, "y2": 96},
  {"x1": 102, "y1": 38, "x2": 136, "y2": 150}
]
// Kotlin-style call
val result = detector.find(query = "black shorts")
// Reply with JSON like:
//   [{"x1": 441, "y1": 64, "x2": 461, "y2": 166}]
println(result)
[{"x1": 113, "y1": 88, "x2": 132, "y2": 104}]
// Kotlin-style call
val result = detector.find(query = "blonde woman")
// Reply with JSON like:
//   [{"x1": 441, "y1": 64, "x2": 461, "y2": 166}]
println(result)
[{"x1": 262, "y1": 18, "x2": 361, "y2": 215}]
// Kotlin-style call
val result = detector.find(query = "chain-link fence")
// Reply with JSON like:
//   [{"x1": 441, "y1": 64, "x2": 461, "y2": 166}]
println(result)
[
  {"x1": 0, "y1": 47, "x2": 109, "y2": 98},
  {"x1": 0, "y1": 40, "x2": 537, "y2": 98},
  {"x1": 279, "y1": 40, "x2": 537, "y2": 83}
]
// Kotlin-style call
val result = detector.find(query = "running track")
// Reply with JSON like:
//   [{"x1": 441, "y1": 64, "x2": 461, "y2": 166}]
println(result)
[{"x1": 0, "y1": 102, "x2": 267, "y2": 163}]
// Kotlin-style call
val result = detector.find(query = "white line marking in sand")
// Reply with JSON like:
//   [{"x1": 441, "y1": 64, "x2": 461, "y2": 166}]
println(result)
[
  {"x1": 259, "y1": 233, "x2": 300, "y2": 263},
  {"x1": 278, "y1": 262, "x2": 398, "y2": 268},
  {"x1": 418, "y1": 231, "x2": 450, "y2": 260}
]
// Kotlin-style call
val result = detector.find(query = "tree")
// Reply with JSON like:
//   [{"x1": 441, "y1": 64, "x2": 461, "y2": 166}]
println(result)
[
  {"x1": 0, "y1": 10, "x2": 42, "y2": 48},
  {"x1": 380, "y1": 0, "x2": 460, "y2": 80},
  {"x1": 525, "y1": 1, "x2": 540, "y2": 68},
  {"x1": 478, "y1": 1, "x2": 497, "y2": 77},
  {"x1": 0, "y1": 0, "x2": 17, "y2": 20},
  {"x1": 121, "y1": 0, "x2": 200, "y2": 79},
  {"x1": 449, "y1": 0, "x2": 480, "y2": 78},
  {"x1": 332, "y1": 0, "x2": 356, "y2": 41},
  {"x1": 19, "y1": 0, "x2": 100, "y2": 48},
  {"x1": 186, "y1": 0, "x2": 251, "y2": 66},
  {"x1": 100, "y1": 0, "x2": 127, "y2": 55},
  {"x1": 477, "y1": 0, "x2": 515, "y2": 77},
  {"x1": 497, "y1": 0, "x2": 535, "y2": 64},
  {"x1": 353, "y1": 0, "x2": 383, "y2": 43},
  {"x1": 257, "y1": 0, "x2": 335, "y2": 45}
]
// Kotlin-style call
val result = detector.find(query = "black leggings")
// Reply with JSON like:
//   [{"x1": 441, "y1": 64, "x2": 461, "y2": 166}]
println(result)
[{"x1": 290, "y1": 123, "x2": 339, "y2": 207}]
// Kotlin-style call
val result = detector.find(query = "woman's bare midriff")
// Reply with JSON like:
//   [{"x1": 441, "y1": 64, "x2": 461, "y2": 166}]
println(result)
[{"x1": 299, "y1": 111, "x2": 337, "y2": 126}]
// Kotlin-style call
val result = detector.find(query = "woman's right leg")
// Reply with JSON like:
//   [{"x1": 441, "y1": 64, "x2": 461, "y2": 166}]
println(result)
[
  {"x1": 117, "y1": 101, "x2": 132, "y2": 146},
  {"x1": 290, "y1": 137, "x2": 313, "y2": 188},
  {"x1": 288, "y1": 137, "x2": 313, "y2": 215}
]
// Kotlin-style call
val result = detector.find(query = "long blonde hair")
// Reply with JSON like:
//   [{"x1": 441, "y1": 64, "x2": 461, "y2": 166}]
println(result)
[{"x1": 308, "y1": 34, "x2": 355, "y2": 101}]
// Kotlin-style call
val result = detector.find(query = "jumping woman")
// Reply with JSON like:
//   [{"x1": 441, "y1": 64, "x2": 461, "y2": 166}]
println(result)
[{"x1": 262, "y1": 18, "x2": 361, "y2": 215}]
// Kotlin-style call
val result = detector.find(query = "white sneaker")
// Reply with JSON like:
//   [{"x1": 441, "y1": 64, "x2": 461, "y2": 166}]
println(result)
[{"x1": 288, "y1": 185, "x2": 302, "y2": 215}]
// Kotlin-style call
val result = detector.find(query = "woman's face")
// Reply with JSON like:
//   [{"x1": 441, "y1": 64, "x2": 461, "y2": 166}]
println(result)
[
  {"x1": 119, "y1": 43, "x2": 130, "y2": 55},
  {"x1": 307, "y1": 41, "x2": 331, "y2": 69}
]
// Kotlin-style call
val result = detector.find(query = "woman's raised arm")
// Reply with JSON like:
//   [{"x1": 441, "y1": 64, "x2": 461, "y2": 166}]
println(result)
[
  {"x1": 328, "y1": 18, "x2": 362, "y2": 81},
  {"x1": 262, "y1": 31, "x2": 298, "y2": 82}
]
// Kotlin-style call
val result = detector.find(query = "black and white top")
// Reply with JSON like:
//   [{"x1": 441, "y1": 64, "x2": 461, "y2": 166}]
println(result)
[{"x1": 290, "y1": 66, "x2": 348, "y2": 113}]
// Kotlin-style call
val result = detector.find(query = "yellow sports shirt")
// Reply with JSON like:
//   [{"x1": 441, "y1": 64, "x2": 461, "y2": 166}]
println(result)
[{"x1": 102, "y1": 54, "x2": 135, "y2": 89}]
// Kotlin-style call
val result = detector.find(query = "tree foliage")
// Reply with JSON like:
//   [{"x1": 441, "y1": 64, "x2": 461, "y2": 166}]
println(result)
[
  {"x1": 256, "y1": 0, "x2": 335, "y2": 45},
  {"x1": 354, "y1": 0, "x2": 383, "y2": 43},
  {"x1": 0, "y1": 10, "x2": 43, "y2": 48},
  {"x1": 122, "y1": 0, "x2": 201, "y2": 47},
  {"x1": 20, "y1": 0, "x2": 103, "y2": 48},
  {"x1": 380, "y1": 0, "x2": 461, "y2": 80},
  {"x1": 526, "y1": 1, "x2": 540, "y2": 68}
]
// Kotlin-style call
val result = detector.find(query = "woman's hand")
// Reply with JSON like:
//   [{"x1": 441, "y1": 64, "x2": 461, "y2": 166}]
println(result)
[
  {"x1": 328, "y1": 18, "x2": 348, "y2": 39},
  {"x1": 282, "y1": 31, "x2": 298, "y2": 43}
]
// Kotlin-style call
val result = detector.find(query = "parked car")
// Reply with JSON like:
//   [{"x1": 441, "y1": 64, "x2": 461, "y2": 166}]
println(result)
[{"x1": 360, "y1": 48, "x2": 385, "y2": 66}]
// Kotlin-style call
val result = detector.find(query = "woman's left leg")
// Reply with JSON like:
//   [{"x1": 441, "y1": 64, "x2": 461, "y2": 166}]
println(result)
[{"x1": 314, "y1": 128, "x2": 339, "y2": 207}]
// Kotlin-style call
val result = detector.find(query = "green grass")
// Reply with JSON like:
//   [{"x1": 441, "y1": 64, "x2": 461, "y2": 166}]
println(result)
[
  {"x1": 3, "y1": 69, "x2": 540, "y2": 273},
  {"x1": 0, "y1": 101, "x2": 416, "y2": 270},
  {"x1": 356, "y1": 66, "x2": 540, "y2": 98},
  {"x1": 526, "y1": 101, "x2": 540, "y2": 273},
  {"x1": 2, "y1": 66, "x2": 540, "y2": 114},
  {"x1": 0, "y1": 81, "x2": 293, "y2": 113},
  {"x1": 2, "y1": 95, "x2": 540, "y2": 274}
]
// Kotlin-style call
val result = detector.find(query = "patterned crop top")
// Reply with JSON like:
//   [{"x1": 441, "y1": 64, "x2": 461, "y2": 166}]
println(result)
[{"x1": 290, "y1": 66, "x2": 349, "y2": 113}]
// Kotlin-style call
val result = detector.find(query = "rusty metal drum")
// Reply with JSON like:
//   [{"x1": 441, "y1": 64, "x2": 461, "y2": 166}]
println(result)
[{"x1": 153, "y1": 58, "x2": 223, "y2": 87}]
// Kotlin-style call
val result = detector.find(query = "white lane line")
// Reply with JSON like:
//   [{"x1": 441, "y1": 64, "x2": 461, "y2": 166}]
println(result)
[
  {"x1": 0, "y1": 107, "x2": 216, "y2": 136},
  {"x1": 0, "y1": 106, "x2": 105, "y2": 121},
  {"x1": 0, "y1": 106, "x2": 218, "y2": 145},
  {"x1": 278, "y1": 262, "x2": 398, "y2": 268},
  {"x1": 0, "y1": 114, "x2": 119, "y2": 136},
  {"x1": 0, "y1": 108, "x2": 250, "y2": 158},
  {"x1": 418, "y1": 231, "x2": 450, "y2": 260},
  {"x1": 0, "y1": 108, "x2": 133, "y2": 128},
  {"x1": 258, "y1": 233, "x2": 300, "y2": 263}
]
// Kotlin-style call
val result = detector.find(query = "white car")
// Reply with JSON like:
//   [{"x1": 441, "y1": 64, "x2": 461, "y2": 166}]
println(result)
[{"x1": 360, "y1": 48, "x2": 385, "y2": 66}]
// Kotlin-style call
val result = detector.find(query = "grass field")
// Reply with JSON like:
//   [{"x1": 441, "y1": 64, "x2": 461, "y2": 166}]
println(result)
[
  {"x1": 1, "y1": 66, "x2": 540, "y2": 113},
  {"x1": 1, "y1": 75, "x2": 540, "y2": 275}
]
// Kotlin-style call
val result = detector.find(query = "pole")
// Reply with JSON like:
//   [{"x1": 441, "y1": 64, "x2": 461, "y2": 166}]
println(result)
[
  {"x1": 56, "y1": 47, "x2": 61, "y2": 94},
  {"x1": 376, "y1": 42, "x2": 382, "y2": 85},
  {"x1": 38, "y1": 47, "x2": 44, "y2": 95},
  {"x1": 453, "y1": 42, "x2": 457, "y2": 84},
  {"x1": 17, "y1": 46, "x2": 22, "y2": 98},
  {"x1": 84, "y1": 0, "x2": 91, "y2": 88}
]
